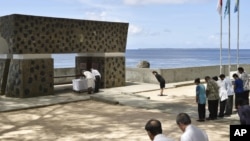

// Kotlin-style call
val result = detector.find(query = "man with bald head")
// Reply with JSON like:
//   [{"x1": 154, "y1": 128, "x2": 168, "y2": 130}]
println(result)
[{"x1": 145, "y1": 119, "x2": 174, "y2": 141}]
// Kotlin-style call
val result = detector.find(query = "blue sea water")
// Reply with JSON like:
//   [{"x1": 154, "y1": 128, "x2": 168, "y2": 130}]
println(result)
[{"x1": 52, "y1": 48, "x2": 250, "y2": 69}]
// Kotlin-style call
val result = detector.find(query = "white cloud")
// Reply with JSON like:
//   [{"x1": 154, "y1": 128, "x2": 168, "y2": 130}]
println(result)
[
  {"x1": 128, "y1": 24, "x2": 143, "y2": 35},
  {"x1": 128, "y1": 24, "x2": 164, "y2": 37},
  {"x1": 84, "y1": 11, "x2": 108, "y2": 21},
  {"x1": 208, "y1": 35, "x2": 218, "y2": 41},
  {"x1": 76, "y1": 0, "x2": 120, "y2": 8},
  {"x1": 123, "y1": 0, "x2": 207, "y2": 5}
]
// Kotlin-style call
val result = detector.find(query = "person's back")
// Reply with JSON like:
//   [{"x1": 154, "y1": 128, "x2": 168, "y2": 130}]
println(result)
[
  {"x1": 196, "y1": 83, "x2": 206, "y2": 103},
  {"x1": 234, "y1": 77, "x2": 244, "y2": 93},
  {"x1": 181, "y1": 124, "x2": 208, "y2": 141},
  {"x1": 83, "y1": 70, "x2": 95, "y2": 79},
  {"x1": 176, "y1": 113, "x2": 208, "y2": 141},
  {"x1": 91, "y1": 68, "x2": 101, "y2": 78},
  {"x1": 224, "y1": 77, "x2": 234, "y2": 95},
  {"x1": 206, "y1": 78, "x2": 219, "y2": 100}
]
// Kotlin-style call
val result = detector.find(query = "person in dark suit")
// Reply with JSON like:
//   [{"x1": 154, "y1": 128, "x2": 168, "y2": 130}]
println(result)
[
  {"x1": 152, "y1": 71, "x2": 166, "y2": 96},
  {"x1": 91, "y1": 68, "x2": 101, "y2": 93}
]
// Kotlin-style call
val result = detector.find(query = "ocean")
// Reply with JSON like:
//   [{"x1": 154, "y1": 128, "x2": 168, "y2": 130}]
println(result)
[{"x1": 52, "y1": 48, "x2": 250, "y2": 69}]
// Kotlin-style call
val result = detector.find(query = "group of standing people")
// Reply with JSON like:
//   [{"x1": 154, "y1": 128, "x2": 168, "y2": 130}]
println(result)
[
  {"x1": 195, "y1": 67, "x2": 250, "y2": 125},
  {"x1": 150, "y1": 71, "x2": 209, "y2": 140},
  {"x1": 152, "y1": 67, "x2": 250, "y2": 125}
]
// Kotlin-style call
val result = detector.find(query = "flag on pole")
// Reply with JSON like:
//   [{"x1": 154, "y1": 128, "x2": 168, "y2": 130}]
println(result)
[
  {"x1": 224, "y1": 0, "x2": 230, "y2": 18},
  {"x1": 234, "y1": 0, "x2": 239, "y2": 13},
  {"x1": 217, "y1": 0, "x2": 223, "y2": 15}
]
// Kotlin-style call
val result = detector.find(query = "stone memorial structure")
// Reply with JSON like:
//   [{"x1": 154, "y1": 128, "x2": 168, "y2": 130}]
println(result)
[{"x1": 0, "y1": 14, "x2": 129, "y2": 98}]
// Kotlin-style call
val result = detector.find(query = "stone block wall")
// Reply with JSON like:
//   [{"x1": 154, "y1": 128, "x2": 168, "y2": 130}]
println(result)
[
  {"x1": 0, "y1": 14, "x2": 128, "y2": 98},
  {"x1": 5, "y1": 59, "x2": 53, "y2": 98},
  {"x1": 104, "y1": 57, "x2": 125, "y2": 87},
  {"x1": 0, "y1": 14, "x2": 128, "y2": 54},
  {"x1": 0, "y1": 59, "x2": 10, "y2": 95}
]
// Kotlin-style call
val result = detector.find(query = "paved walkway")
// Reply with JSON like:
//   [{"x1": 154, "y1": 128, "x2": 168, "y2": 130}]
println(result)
[
  {"x1": 0, "y1": 81, "x2": 240, "y2": 141},
  {"x1": 0, "y1": 81, "x2": 190, "y2": 112}
]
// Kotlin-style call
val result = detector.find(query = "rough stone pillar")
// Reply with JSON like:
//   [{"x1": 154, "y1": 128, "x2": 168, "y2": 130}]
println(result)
[
  {"x1": 5, "y1": 54, "x2": 54, "y2": 98},
  {"x1": 0, "y1": 57, "x2": 11, "y2": 95},
  {"x1": 103, "y1": 56, "x2": 125, "y2": 88}
]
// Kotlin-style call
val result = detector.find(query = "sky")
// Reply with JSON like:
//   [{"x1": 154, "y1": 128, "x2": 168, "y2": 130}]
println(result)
[{"x1": 0, "y1": 0, "x2": 249, "y2": 49}]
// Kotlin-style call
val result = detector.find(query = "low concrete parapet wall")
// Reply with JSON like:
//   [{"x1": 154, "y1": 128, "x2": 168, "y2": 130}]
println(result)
[
  {"x1": 54, "y1": 64, "x2": 250, "y2": 84},
  {"x1": 126, "y1": 64, "x2": 250, "y2": 84},
  {"x1": 54, "y1": 68, "x2": 76, "y2": 85}
]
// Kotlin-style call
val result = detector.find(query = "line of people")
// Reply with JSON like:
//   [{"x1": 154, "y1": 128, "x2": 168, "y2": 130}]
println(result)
[
  {"x1": 145, "y1": 67, "x2": 250, "y2": 141},
  {"x1": 195, "y1": 67, "x2": 250, "y2": 124}
]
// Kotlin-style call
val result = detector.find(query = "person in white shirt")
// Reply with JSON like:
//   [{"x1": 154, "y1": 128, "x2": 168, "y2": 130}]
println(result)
[
  {"x1": 91, "y1": 68, "x2": 101, "y2": 93},
  {"x1": 217, "y1": 74, "x2": 228, "y2": 118},
  {"x1": 145, "y1": 119, "x2": 174, "y2": 141},
  {"x1": 82, "y1": 70, "x2": 95, "y2": 94},
  {"x1": 219, "y1": 74, "x2": 235, "y2": 116},
  {"x1": 176, "y1": 113, "x2": 209, "y2": 141}
]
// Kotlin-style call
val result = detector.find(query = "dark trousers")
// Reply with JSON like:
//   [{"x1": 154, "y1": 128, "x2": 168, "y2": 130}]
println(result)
[
  {"x1": 94, "y1": 75, "x2": 101, "y2": 92},
  {"x1": 218, "y1": 99, "x2": 227, "y2": 117},
  {"x1": 208, "y1": 99, "x2": 219, "y2": 119},
  {"x1": 198, "y1": 103, "x2": 206, "y2": 120},
  {"x1": 235, "y1": 93, "x2": 244, "y2": 109},
  {"x1": 225, "y1": 95, "x2": 234, "y2": 115},
  {"x1": 243, "y1": 90, "x2": 249, "y2": 105}
]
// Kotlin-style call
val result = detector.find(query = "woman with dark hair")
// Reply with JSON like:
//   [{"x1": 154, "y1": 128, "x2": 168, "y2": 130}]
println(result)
[{"x1": 152, "y1": 71, "x2": 166, "y2": 96}]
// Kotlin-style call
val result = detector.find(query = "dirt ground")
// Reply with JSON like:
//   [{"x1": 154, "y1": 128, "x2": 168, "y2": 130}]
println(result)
[{"x1": 0, "y1": 85, "x2": 239, "y2": 141}]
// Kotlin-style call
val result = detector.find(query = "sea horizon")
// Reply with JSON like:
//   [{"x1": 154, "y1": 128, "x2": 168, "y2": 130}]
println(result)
[{"x1": 53, "y1": 48, "x2": 250, "y2": 69}]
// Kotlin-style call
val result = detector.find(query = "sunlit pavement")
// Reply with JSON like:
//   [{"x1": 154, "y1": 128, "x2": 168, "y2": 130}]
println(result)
[{"x1": 0, "y1": 82, "x2": 239, "y2": 141}]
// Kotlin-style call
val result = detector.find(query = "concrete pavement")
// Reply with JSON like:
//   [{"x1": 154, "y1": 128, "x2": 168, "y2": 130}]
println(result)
[
  {"x1": 0, "y1": 81, "x2": 240, "y2": 141},
  {"x1": 0, "y1": 81, "x2": 194, "y2": 112}
]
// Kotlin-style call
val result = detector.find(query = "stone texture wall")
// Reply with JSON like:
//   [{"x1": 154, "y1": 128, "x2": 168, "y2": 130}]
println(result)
[
  {"x1": 104, "y1": 57, "x2": 125, "y2": 87},
  {"x1": 5, "y1": 59, "x2": 54, "y2": 98},
  {"x1": 0, "y1": 14, "x2": 128, "y2": 98},
  {"x1": 0, "y1": 59, "x2": 10, "y2": 95},
  {"x1": 0, "y1": 14, "x2": 128, "y2": 54}
]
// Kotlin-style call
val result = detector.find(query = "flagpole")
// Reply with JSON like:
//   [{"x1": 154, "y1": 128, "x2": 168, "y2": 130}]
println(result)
[
  {"x1": 217, "y1": 0, "x2": 223, "y2": 74},
  {"x1": 236, "y1": 0, "x2": 240, "y2": 68},
  {"x1": 220, "y1": 12, "x2": 222, "y2": 74},
  {"x1": 228, "y1": 0, "x2": 231, "y2": 77}
]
